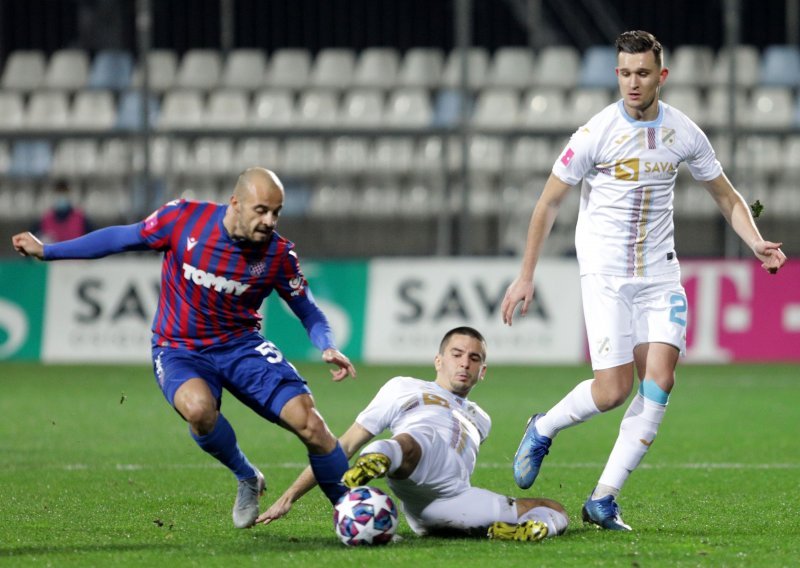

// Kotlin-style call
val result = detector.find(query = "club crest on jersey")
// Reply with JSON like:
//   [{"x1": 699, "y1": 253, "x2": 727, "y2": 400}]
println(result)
[
  {"x1": 182, "y1": 263, "x2": 250, "y2": 296},
  {"x1": 249, "y1": 261, "x2": 266, "y2": 276},
  {"x1": 187, "y1": 237, "x2": 198, "y2": 251}
]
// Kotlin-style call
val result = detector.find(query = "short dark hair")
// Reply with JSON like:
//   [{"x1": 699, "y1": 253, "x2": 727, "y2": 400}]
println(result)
[
  {"x1": 438, "y1": 326, "x2": 487, "y2": 359},
  {"x1": 615, "y1": 30, "x2": 663, "y2": 68}
]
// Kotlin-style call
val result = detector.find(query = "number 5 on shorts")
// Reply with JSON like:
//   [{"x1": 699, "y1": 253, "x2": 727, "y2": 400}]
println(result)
[{"x1": 255, "y1": 340, "x2": 284, "y2": 363}]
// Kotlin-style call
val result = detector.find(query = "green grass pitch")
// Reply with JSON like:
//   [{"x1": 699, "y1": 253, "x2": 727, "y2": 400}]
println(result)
[{"x1": 2, "y1": 362, "x2": 799, "y2": 567}]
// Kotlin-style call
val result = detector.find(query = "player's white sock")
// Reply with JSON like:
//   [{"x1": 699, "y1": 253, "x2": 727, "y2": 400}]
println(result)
[
  {"x1": 597, "y1": 382, "x2": 668, "y2": 492},
  {"x1": 360, "y1": 439, "x2": 403, "y2": 475},
  {"x1": 519, "y1": 506, "x2": 569, "y2": 537},
  {"x1": 536, "y1": 379, "x2": 600, "y2": 438}
]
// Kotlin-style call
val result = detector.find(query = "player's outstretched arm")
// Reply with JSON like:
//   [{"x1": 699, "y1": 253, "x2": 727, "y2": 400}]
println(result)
[
  {"x1": 323, "y1": 348, "x2": 357, "y2": 381},
  {"x1": 501, "y1": 174, "x2": 572, "y2": 326},
  {"x1": 256, "y1": 423, "x2": 374, "y2": 526},
  {"x1": 703, "y1": 174, "x2": 787, "y2": 274},
  {"x1": 11, "y1": 232, "x2": 44, "y2": 259}
]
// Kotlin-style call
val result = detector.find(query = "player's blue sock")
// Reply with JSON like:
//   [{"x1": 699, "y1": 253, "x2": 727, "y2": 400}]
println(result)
[
  {"x1": 190, "y1": 413, "x2": 257, "y2": 481},
  {"x1": 309, "y1": 442, "x2": 349, "y2": 504}
]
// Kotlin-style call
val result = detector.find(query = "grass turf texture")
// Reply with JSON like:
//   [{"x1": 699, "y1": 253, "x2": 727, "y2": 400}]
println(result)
[{"x1": 2, "y1": 362, "x2": 798, "y2": 567}]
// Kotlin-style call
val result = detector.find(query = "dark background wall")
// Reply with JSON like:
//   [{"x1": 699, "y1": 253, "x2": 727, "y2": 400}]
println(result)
[{"x1": 0, "y1": 0, "x2": 793, "y2": 58}]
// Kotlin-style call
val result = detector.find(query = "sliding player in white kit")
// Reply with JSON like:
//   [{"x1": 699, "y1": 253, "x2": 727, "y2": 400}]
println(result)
[
  {"x1": 257, "y1": 327, "x2": 569, "y2": 541},
  {"x1": 502, "y1": 30, "x2": 786, "y2": 531}
]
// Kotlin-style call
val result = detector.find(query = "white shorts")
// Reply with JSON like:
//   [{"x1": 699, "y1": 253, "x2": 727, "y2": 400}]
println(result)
[{"x1": 581, "y1": 271, "x2": 688, "y2": 370}]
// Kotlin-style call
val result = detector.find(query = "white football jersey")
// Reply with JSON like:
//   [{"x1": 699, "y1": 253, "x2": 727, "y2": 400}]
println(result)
[
  {"x1": 356, "y1": 376, "x2": 491, "y2": 476},
  {"x1": 552, "y1": 100, "x2": 722, "y2": 277}
]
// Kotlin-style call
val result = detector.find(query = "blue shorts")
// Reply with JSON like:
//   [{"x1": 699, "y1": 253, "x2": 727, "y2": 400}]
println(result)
[{"x1": 151, "y1": 332, "x2": 311, "y2": 423}]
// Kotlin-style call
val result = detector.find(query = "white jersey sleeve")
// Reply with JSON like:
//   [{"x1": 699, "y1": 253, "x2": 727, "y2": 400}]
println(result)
[
  {"x1": 355, "y1": 376, "x2": 491, "y2": 475},
  {"x1": 551, "y1": 100, "x2": 722, "y2": 277}
]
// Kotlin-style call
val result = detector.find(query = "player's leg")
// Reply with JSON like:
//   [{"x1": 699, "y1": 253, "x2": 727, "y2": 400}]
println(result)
[
  {"x1": 488, "y1": 496, "x2": 569, "y2": 541},
  {"x1": 342, "y1": 433, "x2": 420, "y2": 487},
  {"x1": 279, "y1": 393, "x2": 349, "y2": 504},
  {"x1": 152, "y1": 347, "x2": 262, "y2": 528},
  {"x1": 514, "y1": 273, "x2": 636, "y2": 489},
  {"x1": 583, "y1": 278, "x2": 686, "y2": 530}
]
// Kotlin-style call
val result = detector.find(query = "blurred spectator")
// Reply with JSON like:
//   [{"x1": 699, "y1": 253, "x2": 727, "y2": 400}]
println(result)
[{"x1": 33, "y1": 179, "x2": 93, "y2": 243}]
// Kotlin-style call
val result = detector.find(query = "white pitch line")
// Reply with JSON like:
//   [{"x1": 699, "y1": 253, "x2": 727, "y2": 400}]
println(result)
[{"x1": 51, "y1": 461, "x2": 800, "y2": 472}]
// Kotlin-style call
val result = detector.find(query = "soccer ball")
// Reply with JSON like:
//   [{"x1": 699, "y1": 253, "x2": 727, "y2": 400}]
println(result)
[{"x1": 333, "y1": 486, "x2": 398, "y2": 546}]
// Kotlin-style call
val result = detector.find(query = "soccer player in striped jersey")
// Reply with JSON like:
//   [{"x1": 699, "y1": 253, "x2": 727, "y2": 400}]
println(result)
[
  {"x1": 501, "y1": 31, "x2": 786, "y2": 530},
  {"x1": 12, "y1": 167, "x2": 356, "y2": 529}
]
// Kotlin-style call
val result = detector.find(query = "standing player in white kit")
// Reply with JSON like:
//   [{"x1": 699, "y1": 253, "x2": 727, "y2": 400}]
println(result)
[
  {"x1": 257, "y1": 327, "x2": 569, "y2": 541},
  {"x1": 502, "y1": 30, "x2": 786, "y2": 530}
]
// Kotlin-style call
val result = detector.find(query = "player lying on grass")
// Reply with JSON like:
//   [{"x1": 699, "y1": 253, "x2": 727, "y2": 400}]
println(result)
[
  {"x1": 12, "y1": 167, "x2": 356, "y2": 529},
  {"x1": 258, "y1": 326, "x2": 569, "y2": 541}
]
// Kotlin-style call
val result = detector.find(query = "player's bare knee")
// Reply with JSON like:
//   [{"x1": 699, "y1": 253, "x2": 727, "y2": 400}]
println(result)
[{"x1": 181, "y1": 404, "x2": 217, "y2": 435}]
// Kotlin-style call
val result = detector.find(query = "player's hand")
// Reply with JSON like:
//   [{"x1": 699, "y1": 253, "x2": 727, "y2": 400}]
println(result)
[
  {"x1": 11, "y1": 232, "x2": 45, "y2": 260},
  {"x1": 256, "y1": 496, "x2": 293, "y2": 526},
  {"x1": 500, "y1": 277, "x2": 535, "y2": 326},
  {"x1": 323, "y1": 348, "x2": 356, "y2": 381},
  {"x1": 753, "y1": 240, "x2": 786, "y2": 274}
]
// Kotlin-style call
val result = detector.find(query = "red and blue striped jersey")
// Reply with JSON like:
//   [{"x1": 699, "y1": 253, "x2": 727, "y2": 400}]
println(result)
[{"x1": 138, "y1": 199, "x2": 323, "y2": 350}]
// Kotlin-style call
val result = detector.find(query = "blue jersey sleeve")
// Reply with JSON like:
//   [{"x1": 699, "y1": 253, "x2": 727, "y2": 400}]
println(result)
[
  {"x1": 43, "y1": 224, "x2": 150, "y2": 260},
  {"x1": 287, "y1": 289, "x2": 337, "y2": 352}
]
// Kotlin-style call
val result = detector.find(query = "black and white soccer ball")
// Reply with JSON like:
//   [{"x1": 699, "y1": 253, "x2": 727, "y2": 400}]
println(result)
[{"x1": 333, "y1": 486, "x2": 398, "y2": 546}]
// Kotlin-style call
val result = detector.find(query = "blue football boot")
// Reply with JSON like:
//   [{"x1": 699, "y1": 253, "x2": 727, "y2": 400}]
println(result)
[
  {"x1": 512, "y1": 413, "x2": 552, "y2": 489},
  {"x1": 581, "y1": 491, "x2": 632, "y2": 531}
]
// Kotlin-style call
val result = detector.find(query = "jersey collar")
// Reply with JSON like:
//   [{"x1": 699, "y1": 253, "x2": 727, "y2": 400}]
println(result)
[{"x1": 617, "y1": 99, "x2": 664, "y2": 127}]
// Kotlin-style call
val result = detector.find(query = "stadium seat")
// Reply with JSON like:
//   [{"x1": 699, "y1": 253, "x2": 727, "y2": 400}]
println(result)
[
  {"x1": 0, "y1": 142, "x2": 9, "y2": 174},
  {"x1": 468, "y1": 135, "x2": 506, "y2": 176},
  {"x1": 296, "y1": 89, "x2": 339, "y2": 128},
  {"x1": 130, "y1": 49, "x2": 178, "y2": 92},
  {"x1": 359, "y1": 182, "x2": 403, "y2": 217},
  {"x1": 1, "y1": 50, "x2": 46, "y2": 90},
  {"x1": 385, "y1": 88, "x2": 432, "y2": 128},
  {"x1": 746, "y1": 87, "x2": 794, "y2": 130},
  {"x1": 234, "y1": 138, "x2": 282, "y2": 172},
  {"x1": 471, "y1": 88, "x2": 519, "y2": 130},
  {"x1": 157, "y1": 90, "x2": 205, "y2": 129},
  {"x1": 536, "y1": 46, "x2": 580, "y2": 89},
  {"x1": 486, "y1": 47, "x2": 535, "y2": 89},
  {"x1": 705, "y1": 87, "x2": 749, "y2": 129},
  {"x1": 97, "y1": 138, "x2": 132, "y2": 176},
  {"x1": 51, "y1": 140, "x2": 100, "y2": 178},
  {"x1": 266, "y1": 48, "x2": 311, "y2": 90},
  {"x1": 25, "y1": 91, "x2": 70, "y2": 130},
  {"x1": 760, "y1": 45, "x2": 800, "y2": 87},
  {"x1": 431, "y1": 89, "x2": 473, "y2": 127},
  {"x1": 328, "y1": 135, "x2": 370, "y2": 178},
  {"x1": 661, "y1": 87, "x2": 705, "y2": 126},
  {"x1": 309, "y1": 48, "x2": 356, "y2": 91},
  {"x1": 353, "y1": 47, "x2": 399, "y2": 89},
  {"x1": 44, "y1": 49, "x2": 90, "y2": 90},
  {"x1": 205, "y1": 89, "x2": 249, "y2": 128},
  {"x1": 370, "y1": 136, "x2": 416, "y2": 179},
  {"x1": 221, "y1": 49, "x2": 267, "y2": 90},
  {"x1": 191, "y1": 138, "x2": 237, "y2": 176},
  {"x1": 115, "y1": 90, "x2": 161, "y2": 130},
  {"x1": 87, "y1": 49, "x2": 133, "y2": 91},
  {"x1": 519, "y1": 88, "x2": 568, "y2": 131},
  {"x1": 71, "y1": 90, "x2": 117, "y2": 130},
  {"x1": 397, "y1": 47, "x2": 444, "y2": 89},
  {"x1": 567, "y1": 88, "x2": 613, "y2": 127},
  {"x1": 175, "y1": 49, "x2": 222, "y2": 90},
  {"x1": 281, "y1": 138, "x2": 326, "y2": 176},
  {"x1": 506, "y1": 136, "x2": 554, "y2": 184},
  {"x1": 442, "y1": 47, "x2": 489, "y2": 90},
  {"x1": 770, "y1": 180, "x2": 800, "y2": 218},
  {"x1": 709, "y1": 45, "x2": 760, "y2": 88},
  {"x1": 734, "y1": 135, "x2": 783, "y2": 175},
  {"x1": 667, "y1": 45, "x2": 714, "y2": 88},
  {"x1": 339, "y1": 89, "x2": 384, "y2": 129},
  {"x1": 251, "y1": 89, "x2": 296, "y2": 129},
  {"x1": 309, "y1": 182, "x2": 358, "y2": 217},
  {"x1": 8, "y1": 140, "x2": 52, "y2": 177},
  {"x1": 0, "y1": 91, "x2": 25, "y2": 130},
  {"x1": 578, "y1": 45, "x2": 618, "y2": 89}
]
